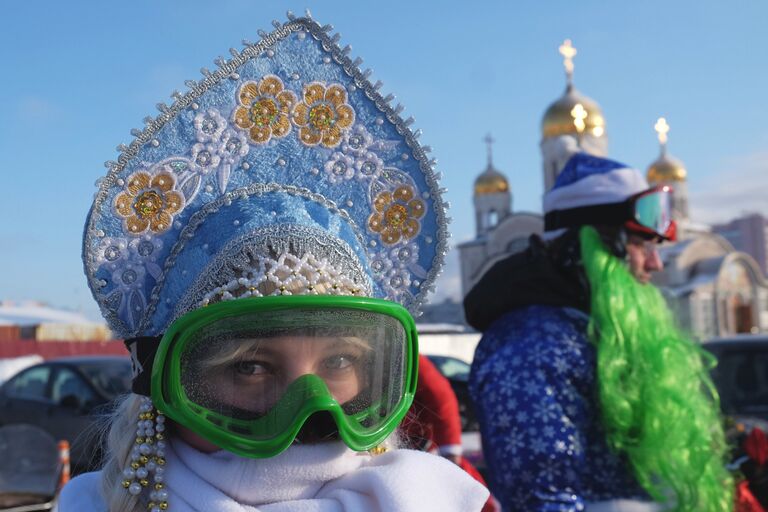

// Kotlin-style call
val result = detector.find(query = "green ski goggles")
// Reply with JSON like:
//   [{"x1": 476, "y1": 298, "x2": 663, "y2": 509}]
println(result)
[{"x1": 151, "y1": 295, "x2": 418, "y2": 458}]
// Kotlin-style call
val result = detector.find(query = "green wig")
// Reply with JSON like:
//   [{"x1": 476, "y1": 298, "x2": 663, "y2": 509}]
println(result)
[{"x1": 580, "y1": 226, "x2": 733, "y2": 511}]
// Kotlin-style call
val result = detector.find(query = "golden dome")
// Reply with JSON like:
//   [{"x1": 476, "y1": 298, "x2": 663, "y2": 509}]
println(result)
[
  {"x1": 647, "y1": 154, "x2": 687, "y2": 183},
  {"x1": 542, "y1": 87, "x2": 606, "y2": 138},
  {"x1": 474, "y1": 165, "x2": 509, "y2": 195}
]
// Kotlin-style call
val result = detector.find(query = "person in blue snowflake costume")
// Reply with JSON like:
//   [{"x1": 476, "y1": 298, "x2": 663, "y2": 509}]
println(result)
[{"x1": 464, "y1": 153, "x2": 733, "y2": 511}]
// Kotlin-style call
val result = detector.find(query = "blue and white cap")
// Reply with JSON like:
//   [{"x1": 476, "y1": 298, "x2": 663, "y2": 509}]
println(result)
[
  {"x1": 543, "y1": 153, "x2": 648, "y2": 236},
  {"x1": 83, "y1": 14, "x2": 448, "y2": 339}
]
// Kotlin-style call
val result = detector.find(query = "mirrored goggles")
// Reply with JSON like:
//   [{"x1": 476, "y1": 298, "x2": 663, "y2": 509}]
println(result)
[
  {"x1": 543, "y1": 185, "x2": 677, "y2": 242},
  {"x1": 151, "y1": 295, "x2": 418, "y2": 458},
  {"x1": 625, "y1": 186, "x2": 677, "y2": 241}
]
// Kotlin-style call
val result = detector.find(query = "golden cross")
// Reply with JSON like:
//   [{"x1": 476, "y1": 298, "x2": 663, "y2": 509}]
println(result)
[
  {"x1": 571, "y1": 103, "x2": 587, "y2": 133},
  {"x1": 483, "y1": 133, "x2": 495, "y2": 166},
  {"x1": 654, "y1": 117, "x2": 670, "y2": 146},
  {"x1": 559, "y1": 39, "x2": 577, "y2": 84}
]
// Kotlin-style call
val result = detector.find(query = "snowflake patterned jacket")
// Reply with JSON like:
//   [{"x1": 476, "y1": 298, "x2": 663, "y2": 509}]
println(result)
[{"x1": 469, "y1": 304, "x2": 651, "y2": 511}]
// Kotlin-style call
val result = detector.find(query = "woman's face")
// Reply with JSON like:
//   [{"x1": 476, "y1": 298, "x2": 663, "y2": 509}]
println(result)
[
  {"x1": 199, "y1": 334, "x2": 369, "y2": 416},
  {"x1": 178, "y1": 334, "x2": 371, "y2": 453},
  {"x1": 625, "y1": 232, "x2": 664, "y2": 284}
]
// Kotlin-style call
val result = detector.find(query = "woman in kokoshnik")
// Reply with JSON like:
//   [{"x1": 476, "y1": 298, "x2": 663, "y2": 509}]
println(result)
[{"x1": 59, "y1": 13, "x2": 488, "y2": 512}]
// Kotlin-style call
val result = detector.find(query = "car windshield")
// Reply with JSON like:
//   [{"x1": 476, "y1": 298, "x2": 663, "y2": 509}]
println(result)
[
  {"x1": 711, "y1": 348, "x2": 768, "y2": 418},
  {"x1": 77, "y1": 360, "x2": 132, "y2": 399},
  {"x1": 428, "y1": 356, "x2": 470, "y2": 381}
]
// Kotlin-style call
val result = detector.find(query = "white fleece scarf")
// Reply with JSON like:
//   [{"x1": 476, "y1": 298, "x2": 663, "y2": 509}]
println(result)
[{"x1": 163, "y1": 439, "x2": 488, "y2": 511}]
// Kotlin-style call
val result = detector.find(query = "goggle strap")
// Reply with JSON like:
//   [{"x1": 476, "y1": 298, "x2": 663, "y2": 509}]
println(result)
[
  {"x1": 125, "y1": 336, "x2": 161, "y2": 396},
  {"x1": 544, "y1": 201, "x2": 632, "y2": 232}
]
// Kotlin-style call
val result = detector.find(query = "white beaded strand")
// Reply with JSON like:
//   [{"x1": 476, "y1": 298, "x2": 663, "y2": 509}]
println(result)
[{"x1": 122, "y1": 397, "x2": 169, "y2": 511}]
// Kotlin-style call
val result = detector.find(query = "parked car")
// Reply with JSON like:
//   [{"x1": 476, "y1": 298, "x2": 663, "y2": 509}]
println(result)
[
  {"x1": 424, "y1": 354, "x2": 486, "y2": 479},
  {"x1": 425, "y1": 354, "x2": 478, "y2": 432},
  {"x1": 703, "y1": 334, "x2": 768, "y2": 431},
  {"x1": 704, "y1": 335, "x2": 768, "y2": 508},
  {"x1": 0, "y1": 424, "x2": 61, "y2": 512},
  {"x1": 0, "y1": 356, "x2": 132, "y2": 475}
]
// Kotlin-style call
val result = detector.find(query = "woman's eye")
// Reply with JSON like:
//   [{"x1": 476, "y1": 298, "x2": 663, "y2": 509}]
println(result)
[
  {"x1": 234, "y1": 360, "x2": 270, "y2": 376},
  {"x1": 323, "y1": 354, "x2": 357, "y2": 370}
]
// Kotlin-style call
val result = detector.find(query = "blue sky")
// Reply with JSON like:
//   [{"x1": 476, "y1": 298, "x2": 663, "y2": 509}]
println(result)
[{"x1": 2, "y1": 1, "x2": 767, "y2": 317}]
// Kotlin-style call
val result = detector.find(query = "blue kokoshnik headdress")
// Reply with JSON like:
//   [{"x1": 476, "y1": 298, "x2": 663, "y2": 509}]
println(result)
[{"x1": 83, "y1": 12, "x2": 448, "y2": 340}]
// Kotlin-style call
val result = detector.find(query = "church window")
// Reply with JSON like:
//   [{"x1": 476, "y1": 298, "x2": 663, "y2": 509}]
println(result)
[{"x1": 487, "y1": 210, "x2": 498, "y2": 228}]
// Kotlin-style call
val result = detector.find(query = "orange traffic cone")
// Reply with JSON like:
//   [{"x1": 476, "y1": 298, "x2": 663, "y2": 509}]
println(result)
[{"x1": 58, "y1": 440, "x2": 70, "y2": 488}]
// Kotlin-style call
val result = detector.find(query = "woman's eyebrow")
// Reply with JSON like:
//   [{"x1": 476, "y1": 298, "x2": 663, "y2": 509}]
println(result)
[
  {"x1": 242, "y1": 345, "x2": 277, "y2": 356},
  {"x1": 323, "y1": 338, "x2": 370, "y2": 351}
]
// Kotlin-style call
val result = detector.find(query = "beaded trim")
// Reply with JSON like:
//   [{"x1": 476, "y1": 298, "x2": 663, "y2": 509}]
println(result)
[
  {"x1": 168, "y1": 224, "x2": 373, "y2": 331},
  {"x1": 199, "y1": 252, "x2": 362, "y2": 303}
]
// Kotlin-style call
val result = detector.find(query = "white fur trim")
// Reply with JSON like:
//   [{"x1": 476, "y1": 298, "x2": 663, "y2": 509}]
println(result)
[{"x1": 543, "y1": 167, "x2": 649, "y2": 214}]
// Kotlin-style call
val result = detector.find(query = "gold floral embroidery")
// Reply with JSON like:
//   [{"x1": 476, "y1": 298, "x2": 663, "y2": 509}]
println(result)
[
  {"x1": 368, "y1": 185, "x2": 426, "y2": 245},
  {"x1": 233, "y1": 75, "x2": 297, "y2": 144},
  {"x1": 293, "y1": 83, "x2": 355, "y2": 148},
  {"x1": 114, "y1": 171, "x2": 185, "y2": 235}
]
